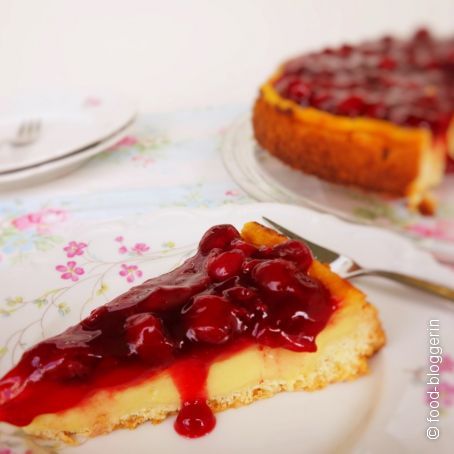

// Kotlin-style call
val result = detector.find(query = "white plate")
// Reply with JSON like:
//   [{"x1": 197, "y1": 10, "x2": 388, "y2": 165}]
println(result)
[
  {"x1": 0, "y1": 120, "x2": 133, "y2": 189},
  {"x1": 221, "y1": 116, "x2": 454, "y2": 262},
  {"x1": 0, "y1": 203, "x2": 453, "y2": 454},
  {"x1": 0, "y1": 92, "x2": 136, "y2": 173}
]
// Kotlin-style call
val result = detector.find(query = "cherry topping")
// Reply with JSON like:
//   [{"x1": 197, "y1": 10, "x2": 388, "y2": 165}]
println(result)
[
  {"x1": 337, "y1": 95, "x2": 366, "y2": 116},
  {"x1": 378, "y1": 56, "x2": 397, "y2": 70},
  {"x1": 199, "y1": 225, "x2": 240, "y2": 255},
  {"x1": 339, "y1": 44, "x2": 353, "y2": 57},
  {"x1": 206, "y1": 250, "x2": 245, "y2": 282},
  {"x1": 224, "y1": 287, "x2": 267, "y2": 324},
  {"x1": 287, "y1": 79, "x2": 311, "y2": 104},
  {"x1": 365, "y1": 102, "x2": 387, "y2": 119},
  {"x1": 125, "y1": 313, "x2": 174, "y2": 364},
  {"x1": 254, "y1": 278, "x2": 331, "y2": 352},
  {"x1": 45, "y1": 352, "x2": 99, "y2": 381},
  {"x1": 182, "y1": 295, "x2": 241, "y2": 344},
  {"x1": 251, "y1": 259, "x2": 301, "y2": 297},
  {"x1": 229, "y1": 238, "x2": 257, "y2": 256},
  {"x1": 272, "y1": 240, "x2": 313, "y2": 271},
  {"x1": 446, "y1": 155, "x2": 454, "y2": 173},
  {"x1": 25, "y1": 342, "x2": 100, "y2": 382},
  {"x1": 310, "y1": 92, "x2": 333, "y2": 110},
  {"x1": 241, "y1": 258, "x2": 263, "y2": 275},
  {"x1": 140, "y1": 285, "x2": 206, "y2": 313},
  {"x1": 414, "y1": 27, "x2": 431, "y2": 41},
  {"x1": 174, "y1": 399, "x2": 216, "y2": 438},
  {"x1": 274, "y1": 29, "x2": 454, "y2": 140},
  {"x1": 223, "y1": 286, "x2": 257, "y2": 304},
  {"x1": 82, "y1": 306, "x2": 109, "y2": 329}
]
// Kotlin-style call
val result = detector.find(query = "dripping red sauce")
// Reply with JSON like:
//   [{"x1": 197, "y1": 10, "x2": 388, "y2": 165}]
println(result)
[
  {"x1": 0, "y1": 224, "x2": 337, "y2": 438},
  {"x1": 274, "y1": 28, "x2": 454, "y2": 147},
  {"x1": 446, "y1": 155, "x2": 454, "y2": 173}
]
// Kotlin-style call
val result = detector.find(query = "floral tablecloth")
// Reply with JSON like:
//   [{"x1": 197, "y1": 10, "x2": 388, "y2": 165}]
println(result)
[{"x1": 0, "y1": 107, "x2": 254, "y2": 269}]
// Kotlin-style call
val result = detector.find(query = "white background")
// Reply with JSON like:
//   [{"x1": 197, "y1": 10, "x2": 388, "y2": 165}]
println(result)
[{"x1": 0, "y1": 0, "x2": 453, "y2": 113}]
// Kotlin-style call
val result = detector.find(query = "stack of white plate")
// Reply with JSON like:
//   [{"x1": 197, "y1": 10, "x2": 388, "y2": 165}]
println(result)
[{"x1": 0, "y1": 92, "x2": 136, "y2": 188}]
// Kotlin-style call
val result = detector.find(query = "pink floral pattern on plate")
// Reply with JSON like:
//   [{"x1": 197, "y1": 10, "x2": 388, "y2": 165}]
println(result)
[
  {"x1": 56, "y1": 261, "x2": 85, "y2": 282},
  {"x1": 63, "y1": 241, "x2": 87, "y2": 258},
  {"x1": 119, "y1": 264, "x2": 143, "y2": 283},
  {"x1": 115, "y1": 236, "x2": 150, "y2": 256}
]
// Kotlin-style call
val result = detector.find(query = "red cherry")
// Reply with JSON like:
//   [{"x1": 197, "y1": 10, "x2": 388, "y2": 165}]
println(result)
[
  {"x1": 336, "y1": 95, "x2": 366, "y2": 116},
  {"x1": 125, "y1": 313, "x2": 174, "y2": 364},
  {"x1": 272, "y1": 240, "x2": 313, "y2": 271},
  {"x1": 224, "y1": 286, "x2": 267, "y2": 322},
  {"x1": 241, "y1": 258, "x2": 263, "y2": 275},
  {"x1": 251, "y1": 259, "x2": 300, "y2": 296},
  {"x1": 81, "y1": 304, "x2": 135, "y2": 337},
  {"x1": 47, "y1": 353, "x2": 99, "y2": 381},
  {"x1": 414, "y1": 27, "x2": 431, "y2": 41},
  {"x1": 182, "y1": 295, "x2": 240, "y2": 344},
  {"x1": 365, "y1": 102, "x2": 387, "y2": 119},
  {"x1": 206, "y1": 250, "x2": 245, "y2": 282},
  {"x1": 378, "y1": 57, "x2": 397, "y2": 70},
  {"x1": 256, "y1": 245, "x2": 274, "y2": 258},
  {"x1": 198, "y1": 225, "x2": 240, "y2": 255},
  {"x1": 339, "y1": 44, "x2": 353, "y2": 57},
  {"x1": 140, "y1": 283, "x2": 208, "y2": 312},
  {"x1": 223, "y1": 286, "x2": 257, "y2": 304},
  {"x1": 254, "y1": 278, "x2": 331, "y2": 352},
  {"x1": 287, "y1": 79, "x2": 311, "y2": 104},
  {"x1": 229, "y1": 238, "x2": 257, "y2": 257},
  {"x1": 82, "y1": 306, "x2": 109, "y2": 329},
  {"x1": 423, "y1": 59, "x2": 440, "y2": 70},
  {"x1": 41, "y1": 344, "x2": 101, "y2": 381},
  {"x1": 310, "y1": 92, "x2": 333, "y2": 109}
]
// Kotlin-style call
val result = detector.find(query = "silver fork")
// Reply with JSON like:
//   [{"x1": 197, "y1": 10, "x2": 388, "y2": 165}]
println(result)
[
  {"x1": 9, "y1": 120, "x2": 41, "y2": 147},
  {"x1": 263, "y1": 217, "x2": 454, "y2": 302}
]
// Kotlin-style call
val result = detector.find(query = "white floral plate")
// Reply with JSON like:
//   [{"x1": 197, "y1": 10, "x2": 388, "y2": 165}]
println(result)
[
  {"x1": 0, "y1": 121, "x2": 133, "y2": 189},
  {"x1": 0, "y1": 92, "x2": 136, "y2": 174},
  {"x1": 0, "y1": 203, "x2": 453, "y2": 454},
  {"x1": 221, "y1": 116, "x2": 454, "y2": 262}
]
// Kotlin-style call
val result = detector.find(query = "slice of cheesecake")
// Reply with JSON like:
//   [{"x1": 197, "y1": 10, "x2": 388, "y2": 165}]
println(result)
[
  {"x1": 253, "y1": 28, "x2": 454, "y2": 213},
  {"x1": 0, "y1": 222, "x2": 385, "y2": 443}
]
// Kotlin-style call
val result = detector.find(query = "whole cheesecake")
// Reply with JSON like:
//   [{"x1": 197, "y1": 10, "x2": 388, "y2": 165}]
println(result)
[
  {"x1": 253, "y1": 29, "x2": 454, "y2": 213},
  {"x1": 0, "y1": 222, "x2": 385, "y2": 443}
]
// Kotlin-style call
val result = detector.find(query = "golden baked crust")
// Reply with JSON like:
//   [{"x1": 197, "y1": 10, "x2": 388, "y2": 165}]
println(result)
[
  {"x1": 253, "y1": 75, "x2": 448, "y2": 209},
  {"x1": 22, "y1": 222, "x2": 385, "y2": 444}
]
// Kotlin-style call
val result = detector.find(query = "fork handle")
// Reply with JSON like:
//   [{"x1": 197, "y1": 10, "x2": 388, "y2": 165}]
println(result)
[{"x1": 346, "y1": 269, "x2": 454, "y2": 302}]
